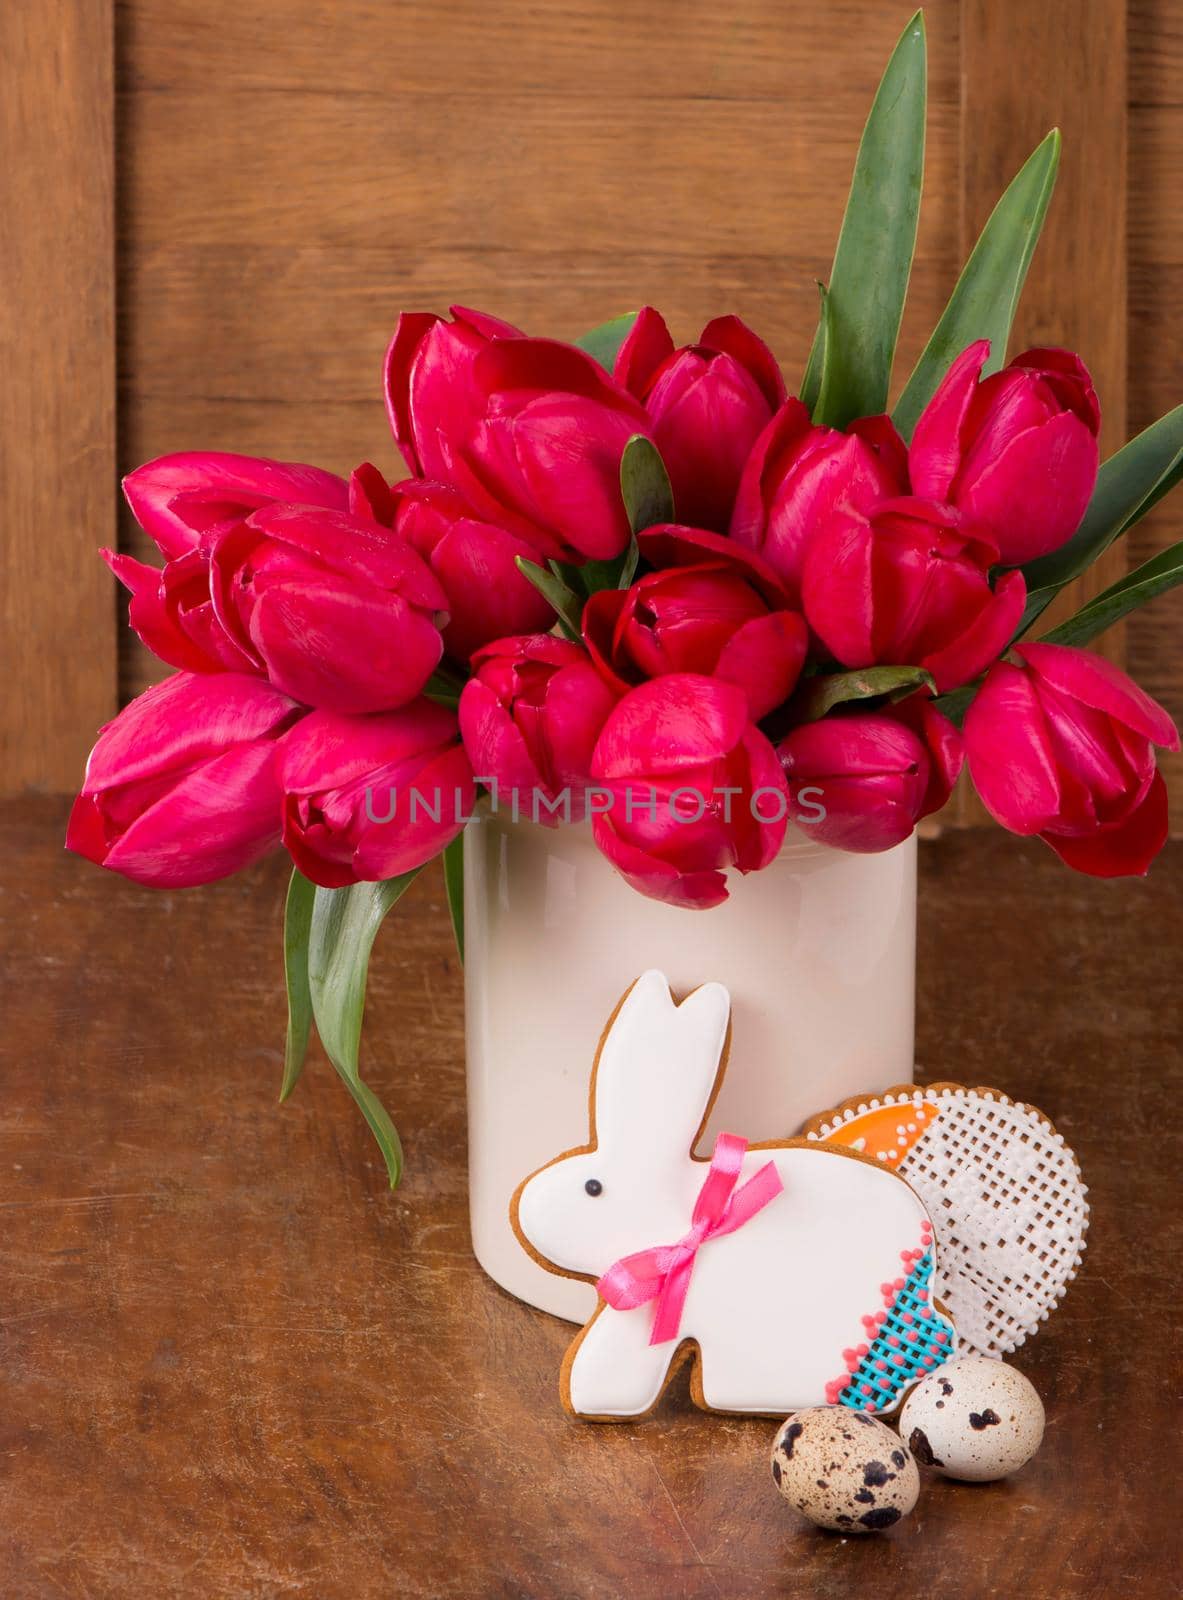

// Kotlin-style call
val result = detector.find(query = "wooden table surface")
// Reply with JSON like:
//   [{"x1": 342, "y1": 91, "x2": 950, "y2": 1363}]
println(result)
[{"x1": 2, "y1": 797, "x2": 1179, "y2": 1598}]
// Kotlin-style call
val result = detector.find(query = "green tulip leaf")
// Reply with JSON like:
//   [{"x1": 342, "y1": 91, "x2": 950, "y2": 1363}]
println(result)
[
  {"x1": 1017, "y1": 404, "x2": 1183, "y2": 634},
  {"x1": 801, "y1": 10, "x2": 926, "y2": 426},
  {"x1": 575, "y1": 312, "x2": 639, "y2": 374},
  {"x1": 894, "y1": 128, "x2": 1061, "y2": 440},
  {"x1": 795, "y1": 664, "x2": 937, "y2": 722},
  {"x1": 307, "y1": 871, "x2": 423, "y2": 1187},
  {"x1": 279, "y1": 867, "x2": 316, "y2": 1102},
  {"x1": 1038, "y1": 538, "x2": 1183, "y2": 649},
  {"x1": 515, "y1": 556, "x2": 582, "y2": 641},
  {"x1": 620, "y1": 434, "x2": 674, "y2": 534},
  {"x1": 442, "y1": 833, "x2": 465, "y2": 965}
]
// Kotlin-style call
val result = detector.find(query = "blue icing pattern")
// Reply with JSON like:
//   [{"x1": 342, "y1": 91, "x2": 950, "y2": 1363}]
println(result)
[{"x1": 833, "y1": 1248, "x2": 956, "y2": 1412}]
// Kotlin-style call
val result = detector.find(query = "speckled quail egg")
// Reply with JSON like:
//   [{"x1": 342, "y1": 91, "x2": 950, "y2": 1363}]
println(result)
[
  {"x1": 770, "y1": 1407, "x2": 920, "y2": 1533},
  {"x1": 899, "y1": 1357, "x2": 1044, "y2": 1482}
]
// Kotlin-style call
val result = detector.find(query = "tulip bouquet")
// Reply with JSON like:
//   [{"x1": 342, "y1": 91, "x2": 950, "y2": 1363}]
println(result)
[{"x1": 70, "y1": 14, "x2": 1183, "y2": 1180}]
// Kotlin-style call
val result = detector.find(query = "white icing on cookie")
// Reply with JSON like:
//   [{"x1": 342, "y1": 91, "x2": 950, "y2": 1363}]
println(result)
[{"x1": 513, "y1": 971, "x2": 956, "y2": 1419}]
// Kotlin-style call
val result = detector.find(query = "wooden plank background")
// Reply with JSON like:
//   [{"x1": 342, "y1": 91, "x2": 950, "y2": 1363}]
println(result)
[
  {"x1": 0, "y1": 1, "x2": 116, "y2": 792},
  {"x1": 2, "y1": 0, "x2": 1181, "y2": 818}
]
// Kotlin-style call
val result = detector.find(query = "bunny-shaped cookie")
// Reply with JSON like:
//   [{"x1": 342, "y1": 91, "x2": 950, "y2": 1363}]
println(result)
[{"x1": 512, "y1": 971, "x2": 956, "y2": 1420}]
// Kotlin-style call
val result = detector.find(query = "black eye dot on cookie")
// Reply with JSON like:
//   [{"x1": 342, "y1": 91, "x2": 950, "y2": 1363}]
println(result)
[{"x1": 584, "y1": 1178, "x2": 603, "y2": 1197}]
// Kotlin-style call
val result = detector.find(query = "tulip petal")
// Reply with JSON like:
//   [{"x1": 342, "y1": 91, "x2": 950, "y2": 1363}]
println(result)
[
  {"x1": 279, "y1": 701, "x2": 461, "y2": 796},
  {"x1": 592, "y1": 675, "x2": 749, "y2": 779},
  {"x1": 82, "y1": 672, "x2": 299, "y2": 792},
  {"x1": 637, "y1": 524, "x2": 791, "y2": 605},
  {"x1": 580, "y1": 588, "x2": 635, "y2": 696},
  {"x1": 1010, "y1": 347, "x2": 1101, "y2": 434},
  {"x1": 244, "y1": 505, "x2": 449, "y2": 611},
  {"x1": 908, "y1": 339, "x2": 991, "y2": 502},
  {"x1": 102, "y1": 741, "x2": 284, "y2": 887},
  {"x1": 458, "y1": 677, "x2": 546, "y2": 797},
  {"x1": 1041, "y1": 769, "x2": 1169, "y2": 877},
  {"x1": 729, "y1": 399, "x2": 816, "y2": 549},
  {"x1": 348, "y1": 462, "x2": 397, "y2": 525},
  {"x1": 698, "y1": 315, "x2": 787, "y2": 410},
  {"x1": 591, "y1": 815, "x2": 730, "y2": 908},
  {"x1": 919, "y1": 568, "x2": 1028, "y2": 693},
  {"x1": 959, "y1": 411, "x2": 1099, "y2": 564},
  {"x1": 964, "y1": 661, "x2": 1062, "y2": 834},
  {"x1": 350, "y1": 744, "x2": 474, "y2": 880},
  {"x1": 1017, "y1": 641, "x2": 1181, "y2": 750},
  {"x1": 801, "y1": 511, "x2": 877, "y2": 667},
  {"x1": 613, "y1": 306, "x2": 675, "y2": 397},
  {"x1": 249, "y1": 580, "x2": 443, "y2": 714},
  {"x1": 123, "y1": 452, "x2": 349, "y2": 561},
  {"x1": 715, "y1": 610, "x2": 808, "y2": 720},
  {"x1": 383, "y1": 312, "x2": 443, "y2": 474}
]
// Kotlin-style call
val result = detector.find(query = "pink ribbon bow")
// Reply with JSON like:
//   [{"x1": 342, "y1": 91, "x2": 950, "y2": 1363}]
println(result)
[{"x1": 595, "y1": 1132, "x2": 784, "y2": 1346}]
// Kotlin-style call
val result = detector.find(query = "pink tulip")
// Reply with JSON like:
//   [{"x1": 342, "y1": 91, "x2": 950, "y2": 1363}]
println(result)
[
  {"x1": 392, "y1": 480, "x2": 556, "y2": 660},
  {"x1": 104, "y1": 546, "x2": 254, "y2": 675},
  {"x1": 729, "y1": 399, "x2": 908, "y2": 601},
  {"x1": 964, "y1": 642, "x2": 1179, "y2": 877},
  {"x1": 778, "y1": 702, "x2": 962, "y2": 852},
  {"x1": 446, "y1": 337, "x2": 651, "y2": 560},
  {"x1": 384, "y1": 306, "x2": 522, "y2": 481},
  {"x1": 614, "y1": 307, "x2": 787, "y2": 530},
  {"x1": 582, "y1": 564, "x2": 807, "y2": 720},
  {"x1": 801, "y1": 496, "x2": 1027, "y2": 693},
  {"x1": 123, "y1": 451, "x2": 349, "y2": 561},
  {"x1": 590, "y1": 674, "x2": 787, "y2": 908},
  {"x1": 458, "y1": 636, "x2": 619, "y2": 825},
  {"x1": 280, "y1": 701, "x2": 474, "y2": 888},
  {"x1": 203, "y1": 505, "x2": 449, "y2": 712},
  {"x1": 67, "y1": 672, "x2": 299, "y2": 887},
  {"x1": 909, "y1": 341, "x2": 1100, "y2": 564}
]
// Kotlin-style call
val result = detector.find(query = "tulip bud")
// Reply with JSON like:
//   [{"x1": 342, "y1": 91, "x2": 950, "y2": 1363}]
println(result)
[
  {"x1": 801, "y1": 496, "x2": 1027, "y2": 693},
  {"x1": 392, "y1": 480, "x2": 556, "y2": 660},
  {"x1": 458, "y1": 636, "x2": 619, "y2": 826},
  {"x1": 730, "y1": 400, "x2": 908, "y2": 601},
  {"x1": 615, "y1": 307, "x2": 787, "y2": 531},
  {"x1": 964, "y1": 642, "x2": 1179, "y2": 876},
  {"x1": 279, "y1": 701, "x2": 474, "y2": 888},
  {"x1": 778, "y1": 704, "x2": 962, "y2": 853},
  {"x1": 590, "y1": 674, "x2": 787, "y2": 908},
  {"x1": 582, "y1": 565, "x2": 807, "y2": 720},
  {"x1": 205, "y1": 505, "x2": 448, "y2": 713},
  {"x1": 383, "y1": 306, "x2": 523, "y2": 481},
  {"x1": 67, "y1": 672, "x2": 300, "y2": 887},
  {"x1": 910, "y1": 341, "x2": 1100, "y2": 564}
]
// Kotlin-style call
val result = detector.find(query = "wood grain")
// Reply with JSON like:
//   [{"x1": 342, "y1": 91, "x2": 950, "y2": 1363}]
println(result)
[
  {"x1": 0, "y1": 2, "x2": 117, "y2": 793},
  {"x1": 1, "y1": 798, "x2": 1179, "y2": 1596}
]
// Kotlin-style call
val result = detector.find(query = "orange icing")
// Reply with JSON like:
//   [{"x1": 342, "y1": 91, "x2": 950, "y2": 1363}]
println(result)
[{"x1": 819, "y1": 1101, "x2": 940, "y2": 1168}]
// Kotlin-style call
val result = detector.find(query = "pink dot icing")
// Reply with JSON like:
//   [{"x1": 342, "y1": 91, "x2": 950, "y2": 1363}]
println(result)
[
  {"x1": 917, "y1": 1290, "x2": 928, "y2": 1301},
  {"x1": 856, "y1": 1344, "x2": 869, "y2": 1358},
  {"x1": 875, "y1": 1311, "x2": 887, "y2": 1325},
  {"x1": 923, "y1": 1356, "x2": 934, "y2": 1367},
  {"x1": 907, "y1": 1332, "x2": 919, "y2": 1344},
  {"x1": 887, "y1": 1335, "x2": 900, "y2": 1348},
  {"x1": 901, "y1": 1313, "x2": 914, "y2": 1325},
  {"x1": 893, "y1": 1354, "x2": 905, "y2": 1367},
  {"x1": 875, "y1": 1360, "x2": 887, "y2": 1372},
  {"x1": 880, "y1": 1283, "x2": 894, "y2": 1298},
  {"x1": 893, "y1": 1278, "x2": 905, "y2": 1291},
  {"x1": 861, "y1": 1383, "x2": 874, "y2": 1396}
]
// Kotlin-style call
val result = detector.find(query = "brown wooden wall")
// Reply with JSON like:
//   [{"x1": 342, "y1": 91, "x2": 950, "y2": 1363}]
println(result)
[{"x1": 2, "y1": 0, "x2": 1180, "y2": 816}]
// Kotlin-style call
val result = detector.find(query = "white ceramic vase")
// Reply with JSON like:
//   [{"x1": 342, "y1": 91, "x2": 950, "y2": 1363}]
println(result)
[{"x1": 463, "y1": 809, "x2": 918, "y2": 1323}]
